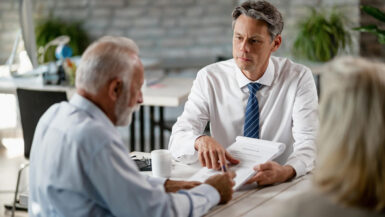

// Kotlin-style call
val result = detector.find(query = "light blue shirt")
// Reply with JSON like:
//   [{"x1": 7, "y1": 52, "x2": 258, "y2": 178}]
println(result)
[{"x1": 29, "y1": 93, "x2": 220, "y2": 217}]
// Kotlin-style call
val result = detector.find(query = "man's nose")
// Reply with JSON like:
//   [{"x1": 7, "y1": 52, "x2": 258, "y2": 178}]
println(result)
[{"x1": 239, "y1": 40, "x2": 249, "y2": 53}]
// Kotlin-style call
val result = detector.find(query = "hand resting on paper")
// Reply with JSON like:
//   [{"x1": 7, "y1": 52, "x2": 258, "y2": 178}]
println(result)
[
  {"x1": 194, "y1": 135, "x2": 240, "y2": 171},
  {"x1": 164, "y1": 180, "x2": 202, "y2": 193},
  {"x1": 245, "y1": 161, "x2": 296, "y2": 186},
  {"x1": 205, "y1": 171, "x2": 236, "y2": 204}
]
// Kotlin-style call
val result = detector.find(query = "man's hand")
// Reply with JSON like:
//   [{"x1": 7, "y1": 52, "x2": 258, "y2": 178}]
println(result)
[
  {"x1": 194, "y1": 136, "x2": 240, "y2": 170},
  {"x1": 245, "y1": 161, "x2": 296, "y2": 186},
  {"x1": 204, "y1": 171, "x2": 236, "y2": 204},
  {"x1": 164, "y1": 180, "x2": 201, "y2": 193}
]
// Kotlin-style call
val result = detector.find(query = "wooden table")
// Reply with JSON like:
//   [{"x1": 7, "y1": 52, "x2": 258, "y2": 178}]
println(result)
[{"x1": 131, "y1": 152, "x2": 313, "y2": 217}]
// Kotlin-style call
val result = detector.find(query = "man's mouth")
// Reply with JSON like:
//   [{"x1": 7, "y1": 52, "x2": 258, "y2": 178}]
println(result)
[{"x1": 238, "y1": 56, "x2": 251, "y2": 62}]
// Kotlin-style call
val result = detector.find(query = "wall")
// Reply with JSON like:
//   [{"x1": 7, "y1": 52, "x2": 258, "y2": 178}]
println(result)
[{"x1": 0, "y1": 0, "x2": 362, "y2": 65}]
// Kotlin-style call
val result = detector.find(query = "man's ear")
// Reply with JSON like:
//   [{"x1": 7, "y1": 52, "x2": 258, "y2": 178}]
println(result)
[
  {"x1": 108, "y1": 78, "x2": 123, "y2": 102},
  {"x1": 271, "y1": 35, "x2": 282, "y2": 52}
]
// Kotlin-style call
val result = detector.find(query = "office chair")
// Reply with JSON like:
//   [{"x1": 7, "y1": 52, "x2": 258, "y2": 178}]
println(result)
[{"x1": 8, "y1": 88, "x2": 67, "y2": 216}]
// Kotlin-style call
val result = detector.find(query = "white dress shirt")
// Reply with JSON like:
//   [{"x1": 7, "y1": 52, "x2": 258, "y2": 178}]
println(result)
[
  {"x1": 169, "y1": 56, "x2": 318, "y2": 177},
  {"x1": 29, "y1": 93, "x2": 219, "y2": 217}
]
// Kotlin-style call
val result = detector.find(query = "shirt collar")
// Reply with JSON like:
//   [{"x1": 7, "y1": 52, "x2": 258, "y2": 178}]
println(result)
[
  {"x1": 234, "y1": 57, "x2": 275, "y2": 89},
  {"x1": 70, "y1": 93, "x2": 116, "y2": 130}
]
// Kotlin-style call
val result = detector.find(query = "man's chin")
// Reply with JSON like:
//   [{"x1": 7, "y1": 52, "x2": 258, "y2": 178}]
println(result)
[
  {"x1": 116, "y1": 115, "x2": 132, "y2": 127},
  {"x1": 115, "y1": 105, "x2": 140, "y2": 126},
  {"x1": 235, "y1": 60, "x2": 252, "y2": 70}
]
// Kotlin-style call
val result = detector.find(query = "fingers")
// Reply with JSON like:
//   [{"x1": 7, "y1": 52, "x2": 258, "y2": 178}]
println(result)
[
  {"x1": 204, "y1": 151, "x2": 212, "y2": 168},
  {"x1": 245, "y1": 175, "x2": 256, "y2": 184},
  {"x1": 225, "y1": 151, "x2": 240, "y2": 165},
  {"x1": 210, "y1": 150, "x2": 220, "y2": 170},
  {"x1": 227, "y1": 170, "x2": 236, "y2": 179},
  {"x1": 198, "y1": 151, "x2": 206, "y2": 167},
  {"x1": 254, "y1": 161, "x2": 273, "y2": 171},
  {"x1": 218, "y1": 151, "x2": 227, "y2": 172},
  {"x1": 195, "y1": 136, "x2": 229, "y2": 170},
  {"x1": 245, "y1": 171, "x2": 273, "y2": 186}
]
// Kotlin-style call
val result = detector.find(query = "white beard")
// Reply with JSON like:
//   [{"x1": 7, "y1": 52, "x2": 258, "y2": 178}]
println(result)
[
  {"x1": 115, "y1": 91, "x2": 140, "y2": 126},
  {"x1": 115, "y1": 104, "x2": 140, "y2": 126}
]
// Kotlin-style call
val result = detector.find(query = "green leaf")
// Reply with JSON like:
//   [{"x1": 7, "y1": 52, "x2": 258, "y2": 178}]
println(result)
[
  {"x1": 35, "y1": 17, "x2": 90, "y2": 64},
  {"x1": 292, "y1": 7, "x2": 351, "y2": 62},
  {"x1": 361, "y1": 5, "x2": 385, "y2": 22}
]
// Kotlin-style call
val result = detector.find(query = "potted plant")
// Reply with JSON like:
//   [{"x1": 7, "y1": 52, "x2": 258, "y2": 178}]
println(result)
[
  {"x1": 353, "y1": 5, "x2": 385, "y2": 45},
  {"x1": 35, "y1": 17, "x2": 90, "y2": 64},
  {"x1": 292, "y1": 8, "x2": 352, "y2": 62}
]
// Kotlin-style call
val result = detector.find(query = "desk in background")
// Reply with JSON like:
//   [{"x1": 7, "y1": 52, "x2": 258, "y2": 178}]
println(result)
[
  {"x1": 0, "y1": 57, "x2": 195, "y2": 153},
  {"x1": 0, "y1": 75, "x2": 194, "y2": 152},
  {"x1": 130, "y1": 76, "x2": 194, "y2": 151}
]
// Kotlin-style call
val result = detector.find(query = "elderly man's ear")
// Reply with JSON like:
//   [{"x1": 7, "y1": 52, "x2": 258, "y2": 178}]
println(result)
[{"x1": 108, "y1": 78, "x2": 123, "y2": 102}]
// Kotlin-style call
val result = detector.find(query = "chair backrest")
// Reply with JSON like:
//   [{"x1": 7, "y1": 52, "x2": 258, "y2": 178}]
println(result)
[{"x1": 16, "y1": 88, "x2": 68, "y2": 159}]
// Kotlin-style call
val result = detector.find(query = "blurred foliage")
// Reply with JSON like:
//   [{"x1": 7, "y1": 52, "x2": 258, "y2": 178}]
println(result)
[
  {"x1": 35, "y1": 18, "x2": 90, "y2": 64},
  {"x1": 353, "y1": 5, "x2": 385, "y2": 45},
  {"x1": 293, "y1": 8, "x2": 352, "y2": 62}
]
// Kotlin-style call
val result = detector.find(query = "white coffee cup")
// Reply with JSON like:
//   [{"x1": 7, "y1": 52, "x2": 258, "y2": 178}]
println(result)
[{"x1": 151, "y1": 149, "x2": 172, "y2": 178}]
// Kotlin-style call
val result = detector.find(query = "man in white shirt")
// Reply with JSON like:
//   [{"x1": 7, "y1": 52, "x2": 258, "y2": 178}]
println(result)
[
  {"x1": 169, "y1": 0, "x2": 318, "y2": 186},
  {"x1": 29, "y1": 36, "x2": 235, "y2": 217}
]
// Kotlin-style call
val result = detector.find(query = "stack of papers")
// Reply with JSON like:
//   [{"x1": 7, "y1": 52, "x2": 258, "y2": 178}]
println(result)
[{"x1": 188, "y1": 136, "x2": 286, "y2": 190}]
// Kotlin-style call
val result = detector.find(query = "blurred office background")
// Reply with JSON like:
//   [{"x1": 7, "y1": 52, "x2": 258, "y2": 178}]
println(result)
[
  {"x1": 0, "y1": 0, "x2": 384, "y2": 215},
  {"x1": 0, "y1": 0, "x2": 384, "y2": 64}
]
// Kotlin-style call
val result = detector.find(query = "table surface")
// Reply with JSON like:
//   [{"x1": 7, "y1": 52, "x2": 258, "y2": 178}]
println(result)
[{"x1": 130, "y1": 152, "x2": 313, "y2": 217}]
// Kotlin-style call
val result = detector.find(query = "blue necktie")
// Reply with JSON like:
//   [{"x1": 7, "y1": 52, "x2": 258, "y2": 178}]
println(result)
[{"x1": 244, "y1": 83, "x2": 262, "y2": 138}]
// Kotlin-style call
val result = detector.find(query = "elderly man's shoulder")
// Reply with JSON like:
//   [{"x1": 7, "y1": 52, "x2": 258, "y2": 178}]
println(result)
[{"x1": 42, "y1": 101, "x2": 118, "y2": 148}]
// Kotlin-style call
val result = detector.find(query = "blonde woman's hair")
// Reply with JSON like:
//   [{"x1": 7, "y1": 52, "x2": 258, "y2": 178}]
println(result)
[{"x1": 315, "y1": 56, "x2": 385, "y2": 212}]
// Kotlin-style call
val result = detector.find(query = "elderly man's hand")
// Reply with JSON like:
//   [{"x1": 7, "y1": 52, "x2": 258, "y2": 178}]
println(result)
[
  {"x1": 245, "y1": 161, "x2": 296, "y2": 186},
  {"x1": 164, "y1": 180, "x2": 202, "y2": 193},
  {"x1": 204, "y1": 171, "x2": 236, "y2": 204},
  {"x1": 194, "y1": 136, "x2": 240, "y2": 170}
]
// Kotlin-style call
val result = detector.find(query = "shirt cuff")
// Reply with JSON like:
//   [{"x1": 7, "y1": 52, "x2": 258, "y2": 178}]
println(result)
[
  {"x1": 285, "y1": 159, "x2": 307, "y2": 178},
  {"x1": 188, "y1": 184, "x2": 220, "y2": 205},
  {"x1": 172, "y1": 134, "x2": 204, "y2": 164}
]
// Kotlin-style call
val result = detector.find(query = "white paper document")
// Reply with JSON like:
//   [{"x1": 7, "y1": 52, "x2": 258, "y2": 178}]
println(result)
[{"x1": 188, "y1": 136, "x2": 286, "y2": 190}]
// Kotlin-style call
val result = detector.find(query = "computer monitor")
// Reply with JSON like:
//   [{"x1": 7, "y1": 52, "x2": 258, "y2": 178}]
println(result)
[{"x1": 19, "y1": 0, "x2": 38, "y2": 69}]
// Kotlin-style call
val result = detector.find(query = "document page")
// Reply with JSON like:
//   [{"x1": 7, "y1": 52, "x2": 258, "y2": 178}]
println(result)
[{"x1": 188, "y1": 136, "x2": 286, "y2": 190}]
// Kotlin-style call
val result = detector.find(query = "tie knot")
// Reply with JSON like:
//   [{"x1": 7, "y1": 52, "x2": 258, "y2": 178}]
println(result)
[{"x1": 247, "y1": 83, "x2": 262, "y2": 95}]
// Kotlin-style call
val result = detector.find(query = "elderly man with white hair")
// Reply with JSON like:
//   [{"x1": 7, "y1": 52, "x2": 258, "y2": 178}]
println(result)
[{"x1": 28, "y1": 36, "x2": 235, "y2": 217}]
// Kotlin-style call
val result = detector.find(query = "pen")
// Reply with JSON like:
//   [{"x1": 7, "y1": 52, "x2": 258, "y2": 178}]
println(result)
[{"x1": 222, "y1": 165, "x2": 227, "y2": 172}]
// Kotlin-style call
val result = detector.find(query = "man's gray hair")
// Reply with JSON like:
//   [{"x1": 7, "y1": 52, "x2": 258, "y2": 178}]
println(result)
[
  {"x1": 75, "y1": 36, "x2": 139, "y2": 95},
  {"x1": 232, "y1": 0, "x2": 284, "y2": 40}
]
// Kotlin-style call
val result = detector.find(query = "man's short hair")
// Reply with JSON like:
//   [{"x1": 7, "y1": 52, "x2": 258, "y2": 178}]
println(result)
[
  {"x1": 75, "y1": 36, "x2": 139, "y2": 95},
  {"x1": 316, "y1": 56, "x2": 385, "y2": 212},
  {"x1": 232, "y1": 0, "x2": 284, "y2": 41}
]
